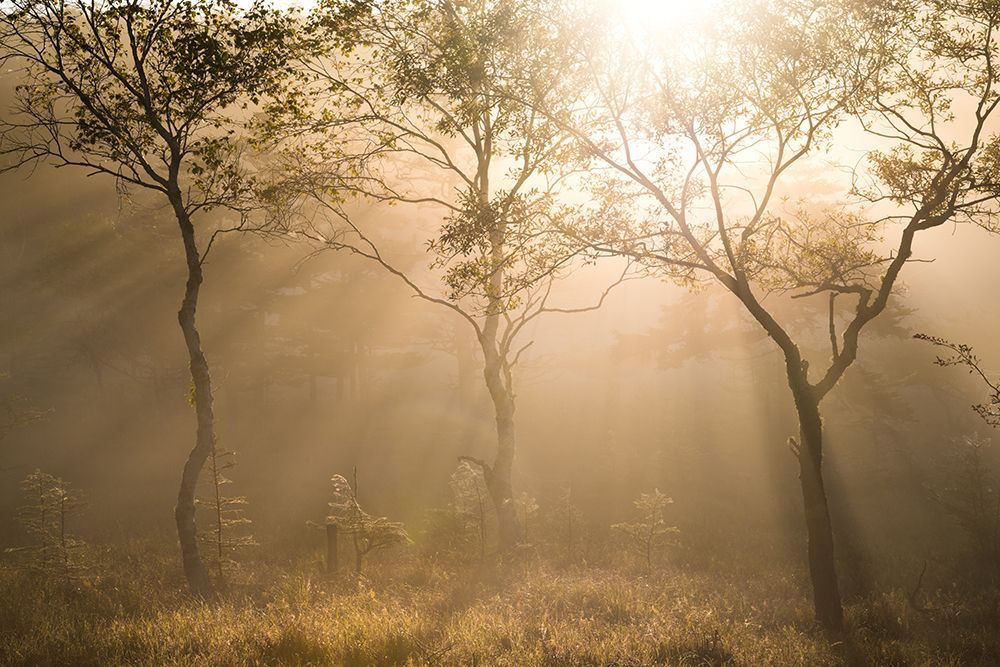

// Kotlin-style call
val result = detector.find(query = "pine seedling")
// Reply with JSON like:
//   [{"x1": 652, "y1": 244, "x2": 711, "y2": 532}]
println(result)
[
  {"x1": 612, "y1": 489, "x2": 679, "y2": 569},
  {"x1": 198, "y1": 445, "x2": 256, "y2": 588}
]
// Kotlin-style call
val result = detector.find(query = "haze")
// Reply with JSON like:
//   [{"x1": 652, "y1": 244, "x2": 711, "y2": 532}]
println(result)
[{"x1": 3, "y1": 1, "x2": 1000, "y2": 665}]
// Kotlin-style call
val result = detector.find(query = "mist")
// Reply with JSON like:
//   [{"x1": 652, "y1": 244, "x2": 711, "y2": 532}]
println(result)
[{"x1": 4, "y1": 0, "x2": 1000, "y2": 665}]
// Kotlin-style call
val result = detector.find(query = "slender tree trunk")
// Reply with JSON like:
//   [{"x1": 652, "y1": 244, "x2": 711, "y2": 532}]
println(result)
[
  {"x1": 788, "y1": 369, "x2": 844, "y2": 631},
  {"x1": 481, "y1": 352, "x2": 520, "y2": 552},
  {"x1": 172, "y1": 196, "x2": 214, "y2": 596},
  {"x1": 325, "y1": 523, "x2": 339, "y2": 574},
  {"x1": 453, "y1": 322, "x2": 477, "y2": 406},
  {"x1": 59, "y1": 493, "x2": 67, "y2": 580},
  {"x1": 476, "y1": 487, "x2": 486, "y2": 561},
  {"x1": 210, "y1": 445, "x2": 224, "y2": 584}
]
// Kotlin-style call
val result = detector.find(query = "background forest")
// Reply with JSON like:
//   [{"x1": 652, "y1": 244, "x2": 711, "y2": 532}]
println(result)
[{"x1": 3, "y1": 0, "x2": 1000, "y2": 665}]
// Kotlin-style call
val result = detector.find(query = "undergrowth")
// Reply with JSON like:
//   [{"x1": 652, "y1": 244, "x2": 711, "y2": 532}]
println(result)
[{"x1": 1, "y1": 542, "x2": 998, "y2": 666}]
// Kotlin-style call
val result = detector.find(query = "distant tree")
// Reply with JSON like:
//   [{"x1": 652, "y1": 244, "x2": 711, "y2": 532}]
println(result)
[
  {"x1": 514, "y1": 491, "x2": 538, "y2": 545},
  {"x1": 449, "y1": 460, "x2": 490, "y2": 560},
  {"x1": 273, "y1": 0, "x2": 628, "y2": 551},
  {"x1": 930, "y1": 434, "x2": 1000, "y2": 581},
  {"x1": 916, "y1": 334, "x2": 1000, "y2": 578},
  {"x1": 612, "y1": 489, "x2": 678, "y2": 570},
  {"x1": 0, "y1": 0, "x2": 302, "y2": 594},
  {"x1": 547, "y1": 0, "x2": 1000, "y2": 629},
  {"x1": 198, "y1": 445, "x2": 255, "y2": 588},
  {"x1": 326, "y1": 472, "x2": 410, "y2": 574},
  {"x1": 553, "y1": 485, "x2": 581, "y2": 561},
  {"x1": 0, "y1": 372, "x2": 47, "y2": 449},
  {"x1": 11, "y1": 469, "x2": 87, "y2": 581}
]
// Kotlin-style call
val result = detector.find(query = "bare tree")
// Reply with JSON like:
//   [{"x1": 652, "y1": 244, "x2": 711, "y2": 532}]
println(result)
[
  {"x1": 0, "y1": 0, "x2": 301, "y2": 593},
  {"x1": 546, "y1": 0, "x2": 1000, "y2": 629}
]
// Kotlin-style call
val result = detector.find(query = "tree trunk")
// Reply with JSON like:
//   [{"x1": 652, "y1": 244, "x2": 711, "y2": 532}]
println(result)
[
  {"x1": 789, "y1": 372, "x2": 844, "y2": 631},
  {"x1": 481, "y1": 355, "x2": 520, "y2": 552},
  {"x1": 490, "y1": 413, "x2": 519, "y2": 551},
  {"x1": 172, "y1": 199, "x2": 214, "y2": 596},
  {"x1": 325, "y1": 523, "x2": 339, "y2": 574}
]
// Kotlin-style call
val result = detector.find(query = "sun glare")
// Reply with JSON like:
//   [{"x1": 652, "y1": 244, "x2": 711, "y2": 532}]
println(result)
[{"x1": 613, "y1": 0, "x2": 709, "y2": 32}]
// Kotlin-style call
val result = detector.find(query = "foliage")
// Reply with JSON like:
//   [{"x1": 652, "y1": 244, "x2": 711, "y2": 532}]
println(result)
[
  {"x1": 916, "y1": 334, "x2": 1000, "y2": 578},
  {"x1": 197, "y1": 445, "x2": 256, "y2": 587},
  {"x1": 326, "y1": 473, "x2": 410, "y2": 573},
  {"x1": 0, "y1": 0, "x2": 303, "y2": 210},
  {"x1": 273, "y1": 0, "x2": 631, "y2": 552},
  {"x1": 915, "y1": 334, "x2": 1000, "y2": 428},
  {"x1": 9, "y1": 469, "x2": 87, "y2": 580},
  {"x1": 0, "y1": 0, "x2": 308, "y2": 592},
  {"x1": 278, "y1": 0, "x2": 593, "y2": 310},
  {"x1": 611, "y1": 489, "x2": 679, "y2": 569},
  {"x1": 547, "y1": 0, "x2": 1000, "y2": 628}
]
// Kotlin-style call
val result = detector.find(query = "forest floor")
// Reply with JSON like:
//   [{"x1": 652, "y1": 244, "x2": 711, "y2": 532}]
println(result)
[{"x1": 2, "y1": 542, "x2": 999, "y2": 666}]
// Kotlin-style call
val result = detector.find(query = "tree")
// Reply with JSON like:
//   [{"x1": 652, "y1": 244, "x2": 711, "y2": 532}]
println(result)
[
  {"x1": 276, "y1": 0, "x2": 627, "y2": 550},
  {"x1": 0, "y1": 0, "x2": 301, "y2": 593},
  {"x1": 612, "y1": 489, "x2": 678, "y2": 570},
  {"x1": 449, "y1": 459, "x2": 490, "y2": 560},
  {"x1": 547, "y1": 0, "x2": 1000, "y2": 629},
  {"x1": 930, "y1": 433, "x2": 1000, "y2": 581},
  {"x1": 326, "y1": 472, "x2": 410, "y2": 575},
  {"x1": 553, "y1": 485, "x2": 581, "y2": 561},
  {"x1": 198, "y1": 444, "x2": 255, "y2": 588},
  {"x1": 514, "y1": 491, "x2": 538, "y2": 545},
  {"x1": 916, "y1": 334, "x2": 1000, "y2": 579},
  {"x1": 0, "y1": 371, "x2": 47, "y2": 448},
  {"x1": 12, "y1": 469, "x2": 87, "y2": 581}
]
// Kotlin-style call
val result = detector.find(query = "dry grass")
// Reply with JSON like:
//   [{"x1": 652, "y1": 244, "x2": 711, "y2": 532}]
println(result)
[{"x1": 1, "y1": 544, "x2": 998, "y2": 666}]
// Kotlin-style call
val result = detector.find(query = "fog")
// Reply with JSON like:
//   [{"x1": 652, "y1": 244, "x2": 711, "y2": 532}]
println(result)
[
  {"x1": 5, "y1": 151, "x2": 1000, "y2": 573},
  {"x1": 5, "y1": 0, "x2": 1000, "y2": 663}
]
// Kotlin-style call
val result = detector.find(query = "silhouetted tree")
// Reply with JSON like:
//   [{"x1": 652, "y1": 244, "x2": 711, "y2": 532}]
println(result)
[
  {"x1": 548, "y1": 0, "x2": 1000, "y2": 629},
  {"x1": 0, "y1": 0, "x2": 302, "y2": 594}
]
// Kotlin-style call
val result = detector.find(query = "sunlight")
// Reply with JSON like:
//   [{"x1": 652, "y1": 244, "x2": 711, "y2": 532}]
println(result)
[
  {"x1": 617, "y1": 0, "x2": 701, "y2": 23},
  {"x1": 5, "y1": 0, "x2": 1000, "y2": 661},
  {"x1": 608, "y1": 0, "x2": 712, "y2": 36}
]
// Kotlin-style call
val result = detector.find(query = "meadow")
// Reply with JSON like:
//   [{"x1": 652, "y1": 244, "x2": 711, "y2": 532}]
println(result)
[{"x1": 3, "y1": 536, "x2": 998, "y2": 667}]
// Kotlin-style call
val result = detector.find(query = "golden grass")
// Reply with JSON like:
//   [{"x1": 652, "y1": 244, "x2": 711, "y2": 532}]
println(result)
[{"x1": 1, "y1": 548, "x2": 998, "y2": 666}]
